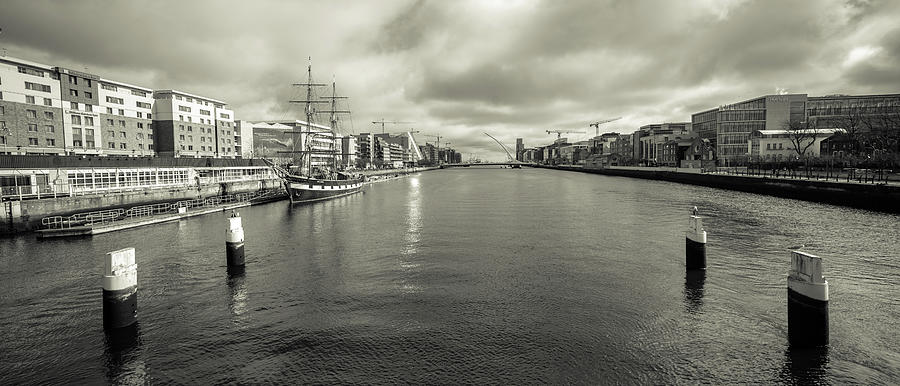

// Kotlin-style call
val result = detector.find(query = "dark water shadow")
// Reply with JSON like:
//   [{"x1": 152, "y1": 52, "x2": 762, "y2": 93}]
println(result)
[
  {"x1": 103, "y1": 322, "x2": 146, "y2": 384},
  {"x1": 683, "y1": 269, "x2": 706, "y2": 314},
  {"x1": 779, "y1": 345, "x2": 829, "y2": 385}
]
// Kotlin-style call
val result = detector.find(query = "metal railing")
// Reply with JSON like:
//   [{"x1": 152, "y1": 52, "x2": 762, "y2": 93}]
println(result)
[{"x1": 40, "y1": 190, "x2": 282, "y2": 230}]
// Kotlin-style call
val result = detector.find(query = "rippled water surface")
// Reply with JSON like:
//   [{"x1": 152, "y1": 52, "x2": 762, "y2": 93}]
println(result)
[{"x1": 1, "y1": 167, "x2": 898, "y2": 384}]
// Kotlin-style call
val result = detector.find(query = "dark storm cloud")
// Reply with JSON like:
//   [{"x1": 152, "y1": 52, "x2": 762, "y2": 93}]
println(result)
[
  {"x1": 843, "y1": 27, "x2": 900, "y2": 89},
  {"x1": 2, "y1": 0, "x2": 899, "y2": 160}
]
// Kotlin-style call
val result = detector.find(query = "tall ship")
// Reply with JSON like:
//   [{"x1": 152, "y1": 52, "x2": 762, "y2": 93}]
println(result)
[{"x1": 267, "y1": 60, "x2": 364, "y2": 204}]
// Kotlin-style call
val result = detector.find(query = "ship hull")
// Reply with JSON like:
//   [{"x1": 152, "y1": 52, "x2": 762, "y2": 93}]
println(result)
[{"x1": 285, "y1": 178, "x2": 364, "y2": 204}]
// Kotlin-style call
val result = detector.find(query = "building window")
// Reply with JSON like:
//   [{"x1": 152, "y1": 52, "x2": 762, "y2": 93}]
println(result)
[
  {"x1": 71, "y1": 115, "x2": 82, "y2": 125},
  {"x1": 0, "y1": 106, "x2": 3, "y2": 115},
  {"x1": 178, "y1": 105, "x2": 191, "y2": 112},
  {"x1": 71, "y1": 102, "x2": 79, "y2": 110},
  {"x1": 72, "y1": 127, "x2": 82, "y2": 137},
  {"x1": 86, "y1": 140, "x2": 95, "y2": 148},
  {"x1": 136, "y1": 101, "x2": 151, "y2": 109},
  {"x1": 188, "y1": 135, "x2": 193, "y2": 141},
  {"x1": 46, "y1": 138, "x2": 56, "y2": 146},
  {"x1": 85, "y1": 91, "x2": 92, "y2": 99},
  {"x1": 137, "y1": 122, "x2": 144, "y2": 129},
  {"x1": 106, "y1": 119, "x2": 114, "y2": 126},
  {"x1": 69, "y1": 89, "x2": 78, "y2": 97},
  {"x1": 137, "y1": 112, "x2": 143, "y2": 118},
  {"x1": 73, "y1": 139, "x2": 83, "y2": 147},
  {"x1": 179, "y1": 135, "x2": 185, "y2": 141},
  {"x1": 107, "y1": 107, "x2": 113, "y2": 114},
  {"x1": 28, "y1": 124, "x2": 38, "y2": 132},
  {"x1": 147, "y1": 113, "x2": 151, "y2": 119},
  {"x1": 188, "y1": 126, "x2": 192, "y2": 132},
  {"x1": 26, "y1": 95, "x2": 35, "y2": 104},
  {"x1": 0, "y1": 136, "x2": 5, "y2": 145},
  {"x1": 43, "y1": 98, "x2": 52, "y2": 106},
  {"x1": 120, "y1": 131, "x2": 126, "y2": 138},
  {"x1": 44, "y1": 111, "x2": 54, "y2": 120},
  {"x1": 120, "y1": 143, "x2": 127, "y2": 149},
  {"x1": 119, "y1": 120, "x2": 125, "y2": 127},
  {"x1": 188, "y1": 145, "x2": 193, "y2": 151},
  {"x1": 46, "y1": 125, "x2": 55, "y2": 133},
  {"x1": 85, "y1": 104, "x2": 92, "y2": 112},
  {"x1": 137, "y1": 133, "x2": 144, "y2": 139},
  {"x1": 101, "y1": 83, "x2": 117, "y2": 91},
  {"x1": 180, "y1": 145, "x2": 185, "y2": 150},
  {"x1": 86, "y1": 128, "x2": 94, "y2": 137},
  {"x1": 84, "y1": 117, "x2": 94, "y2": 126},
  {"x1": 175, "y1": 95, "x2": 183, "y2": 101},
  {"x1": 18, "y1": 67, "x2": 45, "y2": 77},
  {"x1": 25, "y1": 81, "x2": 51, "y2": 92},
  {"x1": 69, "y1": 75, "x2": 78, "y2": 84},
  {"x1": 106, "y1": 96, "x2": 124, "y2": 104},
  {"x1": 187, "y1": 116, "x2": 192, "y2": 122},
  {"x1": 132, "y1": 90, "x2": 147, "y2": 97},
  {"x1": 108, "y1": 130, "x2": 115, "y2": 138},
  {"x1": 179, "y1": 125, "x2": 184, "y2": 131},
  {"x1": 27, "y1": 110, "x2": 37, "y2": 119},
  {"x1": 108, "y1": 142, "x2": 115, "y2": 149},
  {"x1": 86, "y1": 79, "x2": 92, "y2": 87},
  {"x1": 200, "y1": 109, "x2": 211, "y2": 116},
  {"x1": 118, "y1": 109, "x2": 124, "y2": 116},
  {"x1": 29, "y1": 137, "x2": 39, "y2": 146}
]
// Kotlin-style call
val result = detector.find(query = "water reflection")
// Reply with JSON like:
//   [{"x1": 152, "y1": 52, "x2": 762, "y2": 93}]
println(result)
[
  {"x1": 780, "y1": 346, "x2": 829, "y2": 384},
  {"x1": 103, "y1": 322, "x2": 146, "y2": 385},
  {"x1": 399, "y1": 177, "x2": 422, "y2": 295},
  {"x1": 227, "y1": 269, "x2": 248, "y2": 318},
  {"x1": 683, "y1": 270, "x2": 706, "y2": 314}
]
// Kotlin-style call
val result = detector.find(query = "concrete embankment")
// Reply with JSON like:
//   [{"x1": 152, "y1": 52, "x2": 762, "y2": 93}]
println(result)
[
  {"x1": 2, "y1": 178, "x2": 284, "y2": 234},
  {"x1": 540, "y1": 165, "x2": 900, "y2": 214}
]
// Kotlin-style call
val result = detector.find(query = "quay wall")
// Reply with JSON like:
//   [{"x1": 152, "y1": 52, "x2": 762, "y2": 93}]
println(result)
[
  {"x1": 539, "y1": 165, "x2": 900, "y2": 214},
  {"x1": 2, "y1": 178, "x2": 284, "y2": 234}
]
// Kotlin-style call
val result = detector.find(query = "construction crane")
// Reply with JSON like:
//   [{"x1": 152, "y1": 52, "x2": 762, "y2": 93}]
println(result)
[
  {"x1": 372, "y1": 119, "x2": 414, "y2": 134},
  {"x1": 546, "y1": 129, "x2": 586, "y2": 139},
  {"x1": 422, "y1": 134, "x2": 444, "y2": 164},
  {"x1": 588, "y1": 117, "x2": 622, "y2": 136}
]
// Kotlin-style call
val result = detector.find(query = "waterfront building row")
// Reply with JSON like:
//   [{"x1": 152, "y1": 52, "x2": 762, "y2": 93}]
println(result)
[
  {"x1": 523, "y1": 91, "x2": 899, "y2": 167},
  {"x1": 0, "y1": 55, "x2": 249, "y2": 159}
]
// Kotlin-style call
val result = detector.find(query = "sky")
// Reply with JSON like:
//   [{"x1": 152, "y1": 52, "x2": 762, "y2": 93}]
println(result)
[{"x1": 2, "y1": 0, "x2": 900, "y2": 161}]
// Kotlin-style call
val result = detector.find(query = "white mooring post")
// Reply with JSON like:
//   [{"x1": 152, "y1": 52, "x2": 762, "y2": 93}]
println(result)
[
  {"x1": 102, "y1": 248, "x2": 138, "y2": 329},
  {"x1": 685, "y1": 207, "x2": 707, "y2": 270},
  {"x1": 225, "y1": 211, "x2": 245, "y2": 268},
  {"x1": 787, "y1": 250, "x2": 829, "y2": 347}
]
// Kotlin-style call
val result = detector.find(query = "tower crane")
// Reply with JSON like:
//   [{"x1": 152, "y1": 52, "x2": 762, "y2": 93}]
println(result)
[
  {"x1": 372, "y1": 119, "x2": 414, "y2": 134},
  {"x1": 588, "y1": 117, "x2": 622, "y2": 136},
  {"x1": 546, "y1": 130, "x2": 586, "y2": 139}
]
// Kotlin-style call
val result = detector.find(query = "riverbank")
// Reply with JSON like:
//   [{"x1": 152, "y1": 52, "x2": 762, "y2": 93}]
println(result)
[{"x1": 539, "y1": 164, "x2": 900, "y2": 214}]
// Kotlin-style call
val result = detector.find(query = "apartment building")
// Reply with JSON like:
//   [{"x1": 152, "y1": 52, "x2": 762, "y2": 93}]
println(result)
[
  {"x1": 0, "y1": 56, "x2": 65, "y2": 155},
  {"x1": 96, "y1": 78, "x2": 155, "y2": 156},
  {"x1": 152, "y1": 90, "x2": 235, "y2": 158}
]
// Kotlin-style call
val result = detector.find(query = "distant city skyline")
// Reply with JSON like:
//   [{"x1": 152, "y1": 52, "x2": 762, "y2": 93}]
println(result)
[{"x1": 2, "y1": 0, "x2": 899, "y2": 161}]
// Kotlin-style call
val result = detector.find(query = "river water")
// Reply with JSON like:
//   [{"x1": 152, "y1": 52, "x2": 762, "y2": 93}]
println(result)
[{"x1": 1, "y1": 167, "x2": 898, "y2": 384}]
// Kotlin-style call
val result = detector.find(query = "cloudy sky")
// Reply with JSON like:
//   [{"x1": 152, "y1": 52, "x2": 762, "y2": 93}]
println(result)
[{"x1": 2, "y1": 0, "x2": 899, "y2": 160}]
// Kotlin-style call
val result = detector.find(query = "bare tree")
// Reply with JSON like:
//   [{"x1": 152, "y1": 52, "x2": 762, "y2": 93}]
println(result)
[
  {"x1": 834, "y1": 103, "x2": 865, "y2": 154},
  {"x1": 782, "y1": 119, "x2": 820, "y2": 159}
]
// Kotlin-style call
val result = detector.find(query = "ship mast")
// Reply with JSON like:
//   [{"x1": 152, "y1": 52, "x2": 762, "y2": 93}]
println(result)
[
  {"x1": 287, "y1": 57, "x2": 327, "y2": 175},
  {"x1": 319, "y1": 75, "x2": 351, "y2": 173}
]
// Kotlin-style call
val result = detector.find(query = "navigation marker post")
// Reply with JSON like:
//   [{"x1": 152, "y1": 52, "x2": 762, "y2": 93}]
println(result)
[
  {"x1": 225, "y1": 211, "x2": 245, "y2": 268},
  {"x1": 102, "y1": 248, "x2": 138, "y2": 329},
  {"x1": 685, "y1": 207, "x2": 707, "y2": 270},
  {"x1": 787, "y1": 250, "x2": 829, "y2": 347}
]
